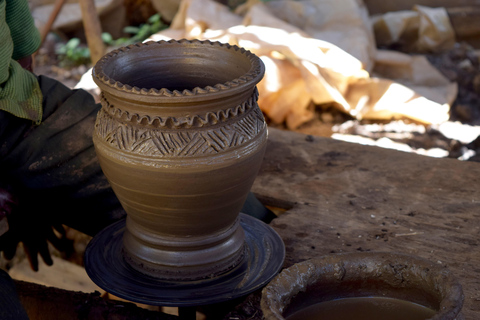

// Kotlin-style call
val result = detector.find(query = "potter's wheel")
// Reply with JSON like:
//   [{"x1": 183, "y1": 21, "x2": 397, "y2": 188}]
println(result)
[{"x1": 84, "y1": 213, "x2": 285, "y2": 306}]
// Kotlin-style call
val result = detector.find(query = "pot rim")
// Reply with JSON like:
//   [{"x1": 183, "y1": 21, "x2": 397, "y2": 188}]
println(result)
[
  {"x1": 261, "y1": 251, "x2": 464, "y2": 320},
  {"x1": 92, "y1": 39, "x2": 265, "y2": 103}
]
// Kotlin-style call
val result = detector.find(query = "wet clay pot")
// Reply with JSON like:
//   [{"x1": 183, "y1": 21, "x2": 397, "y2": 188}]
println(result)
[
  {"x1": 261, "y1": 252, "x2": 464, "y2": 320},
  {"x1": 92, "y1": 39, "x2": 266, "y2": 280}
]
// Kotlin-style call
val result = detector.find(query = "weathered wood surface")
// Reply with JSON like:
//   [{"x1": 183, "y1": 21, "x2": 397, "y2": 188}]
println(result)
[
  {"x1": 12, "y1": 127, "x2": 480, "y2": 319},
  {"x1": 14, "y1": 280, "x2": 178, "y2": 320},
  {"x1": 229, "y1": 127, "x2": 480, "y2": 319}
]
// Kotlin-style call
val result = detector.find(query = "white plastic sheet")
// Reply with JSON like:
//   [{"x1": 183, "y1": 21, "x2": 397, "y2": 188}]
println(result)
[{"x1": 147, "y1": 0, "x2": 457, "y2": 128}]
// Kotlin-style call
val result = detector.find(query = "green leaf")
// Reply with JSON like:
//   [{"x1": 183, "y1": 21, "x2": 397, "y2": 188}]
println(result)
[
  {"x1": 123, "y1": 26, "x2": 140, "y2": 34},
  {"x1": 136, "y1": 25, "x2": 150, "y2": 38},
  {"x1": 66, "y1": 38, "x2": 81, "y2": 49},
  {"x1": 102, "y1": 32, "x2": 113, "y2": 44},
  {"x1": 56, "y1": 45, "x2": 67, "y2": 55},
  {"x1": 79, "y1": 48, "x2": 90, "y2": 58},
  {"x1": 148, "y1": 13, "x2": 160, "y2": 24},
  {"x1": 113, "y1": 37, "x2": 131, "y2": 46}
]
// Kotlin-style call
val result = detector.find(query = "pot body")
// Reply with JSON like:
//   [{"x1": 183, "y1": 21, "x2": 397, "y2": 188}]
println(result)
[{"x1": 92, "y1": 40, "x2": 266, "y2": 280}]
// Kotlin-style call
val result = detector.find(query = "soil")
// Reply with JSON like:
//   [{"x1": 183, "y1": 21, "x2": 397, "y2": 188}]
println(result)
[{"x1": 427, "y1": 43, "x2": 480, "y2": 126}]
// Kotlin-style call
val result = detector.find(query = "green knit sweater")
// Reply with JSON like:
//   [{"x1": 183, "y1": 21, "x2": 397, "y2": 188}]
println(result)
[{"x1": 0, "y1": 0, "x2": 42, "y2": 124}]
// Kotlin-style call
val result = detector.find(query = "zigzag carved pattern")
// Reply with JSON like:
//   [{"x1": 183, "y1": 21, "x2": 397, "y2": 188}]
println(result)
[
  {"x1": 95, "y1": 107, "x2": 265, "y2": 157},
  {"x1": 101, "y1": 88, "x2": 259, "y2": 129}
]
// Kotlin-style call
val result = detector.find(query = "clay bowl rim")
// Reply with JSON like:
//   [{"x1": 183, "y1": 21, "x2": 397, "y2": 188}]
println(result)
[
  {"x1": 92, "y1": 39, "x2": 265, "y2": 103},
  {"x1": 260, "y1": 251, "x2": 464, "y2": 320}
]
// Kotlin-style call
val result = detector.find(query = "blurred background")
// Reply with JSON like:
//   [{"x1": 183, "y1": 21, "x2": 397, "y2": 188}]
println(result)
[
  {"x1": 25, "y1": 0, "x2": 480, "y2": 164},
  {"x1": 30, "y1": 0, "x2": 480, "y2": 163}
]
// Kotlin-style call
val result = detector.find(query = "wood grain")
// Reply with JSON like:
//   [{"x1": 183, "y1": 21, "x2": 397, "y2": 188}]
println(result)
[{"x1": 247, "y1": 127, "x2": 480, "y2": 319}]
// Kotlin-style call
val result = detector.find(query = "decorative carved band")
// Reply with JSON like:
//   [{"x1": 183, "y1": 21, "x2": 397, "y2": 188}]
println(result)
[
  {"x1": 94, "y1": 105, "x2": 266, "y2": 157},
  {"x1": 100, "y1": 88, "x2": 259, "y2": 129}
]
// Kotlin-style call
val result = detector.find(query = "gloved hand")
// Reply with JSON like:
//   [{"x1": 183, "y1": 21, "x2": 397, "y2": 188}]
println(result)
[{"x1": 0, "y1": 186, "x2": 73, "y2": 271}]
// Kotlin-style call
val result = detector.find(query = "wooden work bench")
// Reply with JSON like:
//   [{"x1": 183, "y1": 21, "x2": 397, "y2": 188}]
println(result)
[
  {"x1": 226, "y1": 127, "x2": 480, "y2": 319},
  {"x1": 13, "y1": 127, "x2": 480, "y2": 319}
]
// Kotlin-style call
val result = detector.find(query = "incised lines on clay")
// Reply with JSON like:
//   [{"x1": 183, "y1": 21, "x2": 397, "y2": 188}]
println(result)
[{"x1": 95, "y1": 107, "x2": 265, "y2": 157}]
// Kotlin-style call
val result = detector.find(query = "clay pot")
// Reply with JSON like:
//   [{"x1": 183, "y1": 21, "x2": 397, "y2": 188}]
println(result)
[
  {"x1": 92, "y1": 39, "x2": 266, "y2": 280},
  {"x1": 261, "y1": 252, "x2": 464, "y2": 320}
]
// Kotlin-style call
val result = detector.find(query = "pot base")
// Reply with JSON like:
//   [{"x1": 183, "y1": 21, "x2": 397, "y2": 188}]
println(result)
[{"x1": 85, "y1": 213, "x2": 285, "y2": 307}]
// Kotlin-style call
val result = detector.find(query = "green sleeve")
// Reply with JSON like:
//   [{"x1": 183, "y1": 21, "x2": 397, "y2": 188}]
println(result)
[
  {"x1": 6, "y1": 0, "x2": 41, "y2": 60},
  {"x1": 0, "y1": 0, "x2": 43, "y2": 124},
  {"x1": 0, "y1": 0, "x2": 12, "y2": 85}
]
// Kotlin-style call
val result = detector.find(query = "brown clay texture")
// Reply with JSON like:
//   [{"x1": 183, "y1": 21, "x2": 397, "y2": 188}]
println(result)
[
  {"x1": 261, "y1": 252, "x2": 464, "y2": 320},
  {"x1": 92, "y1": 39, "x2": 266, "y2": 280}
]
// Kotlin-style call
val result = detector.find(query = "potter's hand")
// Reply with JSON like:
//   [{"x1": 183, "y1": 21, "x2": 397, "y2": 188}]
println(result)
[{"x1": 0, "y1": 187, "x2": 73, "y2": 271}]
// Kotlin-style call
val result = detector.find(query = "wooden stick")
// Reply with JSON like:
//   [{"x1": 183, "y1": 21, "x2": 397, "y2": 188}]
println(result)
[
  {"x1": 79, "y1": 0, "x2": 106, "y2": 65},
  {"x1": 39, "y1": 0, "x2": 67, "y2": 47}
]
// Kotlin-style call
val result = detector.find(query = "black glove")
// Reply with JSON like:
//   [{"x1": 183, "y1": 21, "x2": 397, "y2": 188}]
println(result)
[{"x1": 0, "y1": 185, "x2": 73, "y2": 271}]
